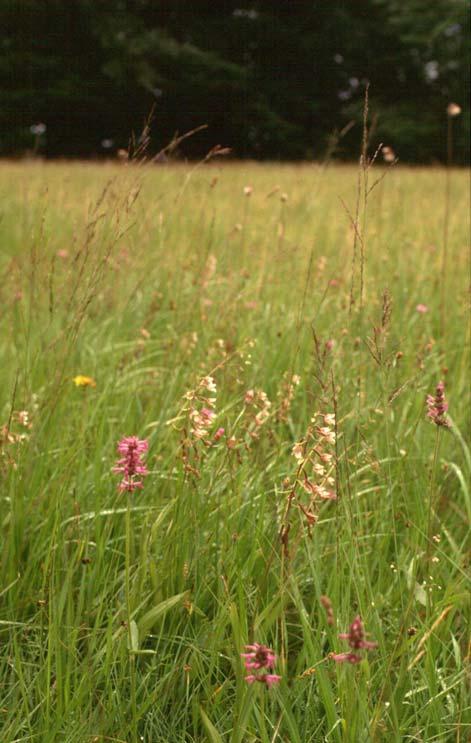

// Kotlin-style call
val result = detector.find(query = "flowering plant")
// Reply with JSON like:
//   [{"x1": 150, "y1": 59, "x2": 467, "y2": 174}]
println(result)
[
  {"x1": 112, "y1": 436, "x2": 149, "y2": 492},
  {"x1": 241, "y1": 643, "x2": 281, "y2": 687}
]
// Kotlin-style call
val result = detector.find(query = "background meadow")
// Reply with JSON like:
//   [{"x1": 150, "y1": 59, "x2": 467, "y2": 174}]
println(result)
[{"x1": 0, "y1": 159, "x2": 470, "y2": 742}]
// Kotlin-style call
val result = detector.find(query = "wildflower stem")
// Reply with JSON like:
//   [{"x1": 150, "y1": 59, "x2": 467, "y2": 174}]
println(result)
[
  {"x1": 426, "y1": 428, "x2": 441, "y2": 566},
  {"x1": 258, "y1": 686, "x2": 269, "y2": 743},
  {"x1": 125, "y1": 499, "x2": 138, "y2": 742}
]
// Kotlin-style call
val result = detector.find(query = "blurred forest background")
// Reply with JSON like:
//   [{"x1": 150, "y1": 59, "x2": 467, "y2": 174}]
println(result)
[{"x1": 1, "y1": 0, "x2": 469, "y2": 162}]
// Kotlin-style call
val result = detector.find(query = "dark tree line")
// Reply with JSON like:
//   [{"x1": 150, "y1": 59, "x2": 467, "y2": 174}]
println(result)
[{"x1": 1, "y1": 0, "x2": 469, "y2": 162}]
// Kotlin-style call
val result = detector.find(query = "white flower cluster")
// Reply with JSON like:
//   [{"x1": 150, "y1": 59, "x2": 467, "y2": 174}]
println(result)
[
  {"x1": 186, "y1": 375, "x2": 217, "y2": 439},
  {"x1": 245, "y1": 388, "x2": 272, "y2": 427},
  {"x1": 291, "y1": 412, "x2": 337, "y2": 525}
]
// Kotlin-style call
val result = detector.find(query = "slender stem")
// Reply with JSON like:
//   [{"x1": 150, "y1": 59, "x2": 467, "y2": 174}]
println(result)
[
  {"x1": 258, "y1": 684, "x2": 270, "y2": 743},
  {"x1": 125, "y1": 499, "x2": 138, "y2": 742},
  {"x1": 426, "y1": 428, "x2": 441, "y2": 565}
]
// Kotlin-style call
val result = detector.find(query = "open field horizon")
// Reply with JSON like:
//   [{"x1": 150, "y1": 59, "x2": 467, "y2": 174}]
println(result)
[{"x1": 0, "y1": 160, "x2": 470, "y2": 742}]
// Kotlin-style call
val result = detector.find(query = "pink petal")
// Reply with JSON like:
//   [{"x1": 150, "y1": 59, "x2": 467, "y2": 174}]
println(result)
[{"x1": 264, "y1": 674, "x2": 282, "y2": 687}]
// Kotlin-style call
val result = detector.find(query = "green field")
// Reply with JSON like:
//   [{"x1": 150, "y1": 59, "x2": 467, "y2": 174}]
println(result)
[{"x1": 0, "y1": 161, "x2": 469, "y2": 742}]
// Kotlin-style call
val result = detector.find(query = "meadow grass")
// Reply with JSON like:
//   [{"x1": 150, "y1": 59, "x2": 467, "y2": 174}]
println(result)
[{"x1": 0, "y1": 160, "x2": 469, "y2": 742}]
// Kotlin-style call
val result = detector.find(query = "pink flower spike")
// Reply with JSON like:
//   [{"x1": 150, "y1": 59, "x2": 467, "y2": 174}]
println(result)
[
  {"x1": 113, "y1": 436, "x2": 149, "y2": 493},
  {"x1": 213, "y1": 427, "x2": 225, "y2": 441},
  {"x1": 241, "y1": 644, "x2": 276, "y2": 669},
  {"x1": 344, "y1": 615, "x2": 375, "y2": 649},
  {"x1": 416, "y1": 303, "x2": 429, "y2": 314},
  {"x1": 333, "y1": 615, "x2": 377, "y2": 665},
  {"x1": 241, "y1": 643, "x2": 280, "y2": 685},
  {"x1": 117, "y1": 436, "x2": 148, "y2": 454},
  {"x1": 426, "y1": 381, "x2": 450, "y2": 428}
]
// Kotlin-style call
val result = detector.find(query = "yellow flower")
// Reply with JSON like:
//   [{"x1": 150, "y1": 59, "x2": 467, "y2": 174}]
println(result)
[{"x1": 73, "y1": 375, "x2": 96, "y2": 388}]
